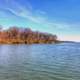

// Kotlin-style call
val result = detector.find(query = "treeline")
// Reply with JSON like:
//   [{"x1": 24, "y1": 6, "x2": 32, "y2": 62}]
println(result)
[{"x1": 0, "y1": 27, "x2": 58, "y2": 44}]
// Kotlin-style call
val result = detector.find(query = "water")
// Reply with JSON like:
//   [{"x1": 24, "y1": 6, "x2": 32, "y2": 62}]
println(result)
[{"x1": 0, "y1": 43, "x2": 80, "y2": 80}]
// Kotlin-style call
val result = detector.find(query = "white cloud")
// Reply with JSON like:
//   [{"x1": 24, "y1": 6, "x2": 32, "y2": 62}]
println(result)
[
  {"x1": 5, "y1": 0, "x2": 47, "y2": 24},
  {"x1": 8, "y1": 5, "x2": 73, "y2": 30},
  {"x1": 1, "y1": 0, "x2": 77, "y2": 31}
]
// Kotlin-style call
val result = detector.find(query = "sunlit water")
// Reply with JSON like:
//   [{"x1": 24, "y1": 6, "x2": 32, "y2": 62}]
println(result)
[{"x1": 0, "y1": 43, "x2": 80, "y2": 80}]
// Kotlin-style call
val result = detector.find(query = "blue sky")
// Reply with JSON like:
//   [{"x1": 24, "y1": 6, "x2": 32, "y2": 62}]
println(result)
[{"x1": 0, "y1": 0, "x2": 80, "y2": 41}]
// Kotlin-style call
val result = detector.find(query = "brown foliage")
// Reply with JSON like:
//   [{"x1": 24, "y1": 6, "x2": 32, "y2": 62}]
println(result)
[{"x1": 0, "y1": 27, "x2": 58, "y2": 44}]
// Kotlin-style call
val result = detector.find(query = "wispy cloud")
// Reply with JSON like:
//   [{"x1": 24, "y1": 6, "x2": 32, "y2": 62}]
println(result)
[
  {"x1": 0, "y1": 0, "x2": 76, "y2": 30},
  {"x1": 5, "y1": 0, "x2": 46, "y2": 24},
  {"x1": 3, "y1": 0, "x2": 56, "y2": 27}
]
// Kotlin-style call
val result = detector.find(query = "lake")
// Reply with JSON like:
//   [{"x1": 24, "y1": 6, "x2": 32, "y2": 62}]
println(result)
[{"x1": 0, "y1": 43, "x2": 80, "y2": 80}]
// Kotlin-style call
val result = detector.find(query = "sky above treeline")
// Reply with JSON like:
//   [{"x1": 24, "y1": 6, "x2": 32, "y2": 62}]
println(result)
[{"x1": 0, "y1": 0, "x2": 80, "y2": 42}]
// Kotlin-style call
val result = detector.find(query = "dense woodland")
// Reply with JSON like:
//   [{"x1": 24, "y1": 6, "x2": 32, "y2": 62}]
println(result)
[{"x1": 0, "y1": 27, "x2": 59, "y2": 44}]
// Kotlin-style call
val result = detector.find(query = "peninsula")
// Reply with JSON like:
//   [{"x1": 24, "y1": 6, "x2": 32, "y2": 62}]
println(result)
[{"x1": 0, "y1": 27, "x2": 59, "y2": 44}]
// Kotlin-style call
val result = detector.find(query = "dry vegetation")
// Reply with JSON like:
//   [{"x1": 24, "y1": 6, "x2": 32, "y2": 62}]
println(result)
[{"x1": 0, "y1": 27, "x2": 59, "y2": 44}]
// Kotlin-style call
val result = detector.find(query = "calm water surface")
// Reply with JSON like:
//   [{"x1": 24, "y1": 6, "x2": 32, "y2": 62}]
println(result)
[{"x1": 0, "y1": 43, "x2": 80, "y2": 80}]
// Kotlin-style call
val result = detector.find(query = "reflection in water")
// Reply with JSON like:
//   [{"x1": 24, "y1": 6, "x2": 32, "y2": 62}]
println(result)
[{"x1": 0, "y1": 43, "x2": 80, "y2": 80}]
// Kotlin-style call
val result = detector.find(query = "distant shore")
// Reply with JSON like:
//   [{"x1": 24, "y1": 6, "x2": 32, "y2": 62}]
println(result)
[
  {"x1": 0, "y1": 27, "x2": 59, "y2": 44},
  {"x1": 0, "y1": 40, "x2": 59, "y2": 44}
]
